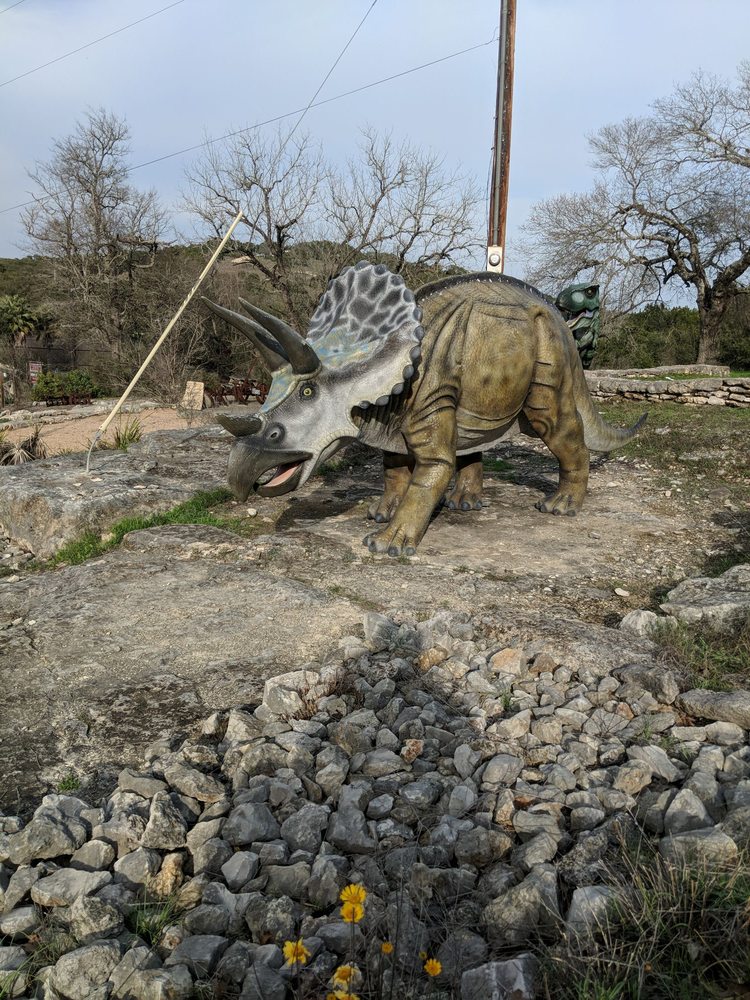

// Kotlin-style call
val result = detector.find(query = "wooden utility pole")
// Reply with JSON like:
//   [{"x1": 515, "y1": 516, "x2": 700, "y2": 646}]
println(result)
[{"x1": 487, "y1": 0, "x2": 517, "y2": 273}]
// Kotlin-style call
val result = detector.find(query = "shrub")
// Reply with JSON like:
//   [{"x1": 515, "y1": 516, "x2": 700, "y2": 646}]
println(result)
[
  {"x1": 31, "y1": 369, "x2": 98, "y2": 402},
  {"x1": 32, "y1": 371, "x2": 64, "y2": 401}
]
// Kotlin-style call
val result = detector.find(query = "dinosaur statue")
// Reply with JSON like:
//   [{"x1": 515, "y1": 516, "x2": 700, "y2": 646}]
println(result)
[
  {"x1": 555, "y1": 282, "x2": 600, "y2": 370},
  {"x1": 202, "y1": 263, "x2": 643, "y2": 557}
]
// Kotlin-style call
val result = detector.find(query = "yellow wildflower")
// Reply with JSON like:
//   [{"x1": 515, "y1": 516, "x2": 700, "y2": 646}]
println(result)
[
  {"x1": 380, "y1": 941, "x2": 394, "y2": 955},
  {"x1": 340, "y1": 900, "x2": 364, "y2": 923},
  {"x1": 282, "y1": 939, "x2": 311, "y2": 966},
  {"x1": 424, "y1": 957, "x2": 442, "y2": 977},
  {"x1": 328, "y1": 993, "x2": 359, "y2": 1000},
  {"x1": 419, "y1": 950, "x2": 428, "y2": 961},
  {"x1": 339, "y1": 883, "x2": 367, "y2": 905},
  {"x1": 333, "y1": 965, "x2": 356, "y2": 986}
]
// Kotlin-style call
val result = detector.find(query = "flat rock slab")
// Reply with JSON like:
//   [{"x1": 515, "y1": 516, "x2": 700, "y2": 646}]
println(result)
[
  {"x1": 0, "y1": 427, "x2": 229, "y2": 558},
  {"x1": 0, "y1": 524, "x2": 359, "y2": 809}
]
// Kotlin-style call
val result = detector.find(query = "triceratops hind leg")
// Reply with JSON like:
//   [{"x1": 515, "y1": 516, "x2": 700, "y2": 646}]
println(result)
[
  {"x1": 444, "y1": 452, "x2": 483, "y2": 511},
  {"x1": 368, "y1": 451, "x2": 414, "y2": 523},
  {"x1": 523, "y1": 382, "x2": 589, "y2": 516}
]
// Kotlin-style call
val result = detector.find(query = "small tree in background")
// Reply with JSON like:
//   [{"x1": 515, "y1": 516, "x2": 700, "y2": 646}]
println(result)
[
  {"x1": 519, "y1": 63, "x2": 750, "y2": 364},
  {"x1": 21, "y1": 108, "x2": 168, "y2": 375}
]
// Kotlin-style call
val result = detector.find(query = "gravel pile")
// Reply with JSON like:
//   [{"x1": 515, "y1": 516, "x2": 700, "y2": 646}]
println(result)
[{"x1": 1, "y1": 607, "x2": 749, "y2": 999}]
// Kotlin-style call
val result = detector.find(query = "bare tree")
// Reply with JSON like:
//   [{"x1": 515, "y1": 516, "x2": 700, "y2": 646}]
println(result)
[
  {"x1": 183, "y1": 129, "x2": 326, "y2": 329},
  {"x1": 183, "y1": 127, "x2": 482, "y2": 329},
  {"x1": 519, "y1": 64, "x2": 750, "y2": 363},
  {"x1": 22, "y1": 108, "x2": 168, "y2": 367},
  {"x1": 326, "y1": 128, "x2": 481, "y2": 278}
]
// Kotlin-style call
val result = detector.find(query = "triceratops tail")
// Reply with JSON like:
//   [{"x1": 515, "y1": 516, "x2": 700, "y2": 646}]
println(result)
[
  {"x1": 582, "y1": 409, "x2": 647, "y2": 452},
  {"x1": 573, "y1": 363, "x2": 647, "y2": 452}
]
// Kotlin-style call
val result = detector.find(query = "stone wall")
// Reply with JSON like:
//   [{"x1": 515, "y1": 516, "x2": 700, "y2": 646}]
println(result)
[{"x1": 584, "y1": 372, "x2": 750, "y2": 408}]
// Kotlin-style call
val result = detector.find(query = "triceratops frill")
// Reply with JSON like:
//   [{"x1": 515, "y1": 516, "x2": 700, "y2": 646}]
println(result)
[
  {"x1": 202, "y1": 261, "x2": 424, "y2": 501},
  {"x1": 203, "y1": 261, "x2": 644, "y2": 556}
]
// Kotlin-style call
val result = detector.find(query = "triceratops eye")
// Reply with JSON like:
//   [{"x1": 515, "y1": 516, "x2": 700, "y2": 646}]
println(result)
[{"x1": 299, "y1": 383, "x2": 316, "y2": 400}]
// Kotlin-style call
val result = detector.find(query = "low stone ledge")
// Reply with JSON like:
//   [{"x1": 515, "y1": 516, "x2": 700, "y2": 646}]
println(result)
[
  {"x1": 584, "y1": 372, "x2": 750, "y2": 408},
  {"x1": 0, "y1": 427, "x2": 229, "y2": 558}
]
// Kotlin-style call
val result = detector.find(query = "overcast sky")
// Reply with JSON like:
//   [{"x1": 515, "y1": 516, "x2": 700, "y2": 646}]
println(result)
[{"x1": 1, "y1": 0, "x2": 749, "y2": 279}]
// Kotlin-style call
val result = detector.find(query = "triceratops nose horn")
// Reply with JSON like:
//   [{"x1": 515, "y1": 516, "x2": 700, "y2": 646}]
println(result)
[
  {"x1": 238, "y1": 299, "x2": 319, "y2": 376},
  {"x1": 216, "y1": 413, "x2": 263, "y2": 438}
]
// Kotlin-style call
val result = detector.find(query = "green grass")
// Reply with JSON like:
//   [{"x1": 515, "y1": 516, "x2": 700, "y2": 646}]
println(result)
[
  {"x1": 56, "y1": 772, "x2": 80, "y2": 792},
  {"x1": 125, "y1": 894, "x2": 179, "y2": 947},
  {"x1": 51, "y1": 488, "x2": 258, "y2": 566},
  {"x1": 653, "y1": 612, "x2": 750, "y2": 690},
  {"x1": 482, "y1": 455, "x2": 512, "y2": 474},
  {"x1": 539, "y1": 844, "x2": 750, "y2": 1000},
  {"x1": 598, "y1": 399, "x2": 750, "y2": 497}
]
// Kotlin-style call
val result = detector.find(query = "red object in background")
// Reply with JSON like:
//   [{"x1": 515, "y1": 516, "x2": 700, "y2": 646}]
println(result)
[{"x1": 28, "y1": 361, "x2": 43, "y2": 385}]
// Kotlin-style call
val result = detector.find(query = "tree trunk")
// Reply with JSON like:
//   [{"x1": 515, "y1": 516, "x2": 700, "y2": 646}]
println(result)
[{"x1": 696, "y1": 301, "x2": 726, "y2": 365}]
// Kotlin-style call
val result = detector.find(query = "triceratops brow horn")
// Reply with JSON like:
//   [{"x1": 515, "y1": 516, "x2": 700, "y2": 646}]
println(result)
[
  {"x1": 200, "y1": 297, "x2": 288, "y2": 372},
  {"x1": 238, "y1": 298, "x2": 319, "y2": 376}
]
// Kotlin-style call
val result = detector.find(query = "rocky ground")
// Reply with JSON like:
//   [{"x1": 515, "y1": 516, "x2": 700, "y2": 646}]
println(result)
[
  {"x1": 1, "y1": 599, "x2": 749, "y2": 999},
  {"x1": 0, "y1": 400, "x2": 749, "y2": 997}
]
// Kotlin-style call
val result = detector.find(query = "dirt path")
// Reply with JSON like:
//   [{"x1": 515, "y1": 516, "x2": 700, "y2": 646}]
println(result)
[{"x1": 3, "y1": 406, "x2": 201, "y2": 454}]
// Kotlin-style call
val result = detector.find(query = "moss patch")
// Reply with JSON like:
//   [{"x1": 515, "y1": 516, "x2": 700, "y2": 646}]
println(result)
[{"x1": 50, "y1": 488, "x2": 261, "y2": 567}]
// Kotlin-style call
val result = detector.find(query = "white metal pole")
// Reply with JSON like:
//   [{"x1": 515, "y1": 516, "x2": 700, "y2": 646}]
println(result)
[{"x1": 85, "y1": 210, "x2": 245, "y2": 473}]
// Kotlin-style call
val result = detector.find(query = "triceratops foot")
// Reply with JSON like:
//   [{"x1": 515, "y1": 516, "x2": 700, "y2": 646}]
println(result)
[
  {"x1": 535, "y1": 490, "x2": 580, "y2": 516},
  {"x1": 367, "y1": 494, "x2": 401, "y2": 523},
  {"x1": 363, "y1": 525, "x2": 417, "y2": 558},
  {"x1": 444, "y1": 487, "x2": 482, "y2": 512}
]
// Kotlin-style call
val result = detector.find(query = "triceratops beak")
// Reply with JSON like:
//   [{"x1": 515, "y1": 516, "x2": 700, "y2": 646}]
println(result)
[{"x1": 238, "y1": 299, "x2": 319, "y2": 376}]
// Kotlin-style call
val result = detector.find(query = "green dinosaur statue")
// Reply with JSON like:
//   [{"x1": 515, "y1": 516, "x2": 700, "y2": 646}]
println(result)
[
  {"x1": 555, "y1": 282, "x2": 600, "y2": 370},
  {"x1": 203, "y1": 264, "x2": 642, "y2": 557}
]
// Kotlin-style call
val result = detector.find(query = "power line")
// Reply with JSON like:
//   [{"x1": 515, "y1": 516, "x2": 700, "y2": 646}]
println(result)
[
  {"x1": 0, "y1": 0, "x2": 186, "y2": 89},
  {"x1": 0, "y1": 35, "x2": 494, "y2": 217},
  {"x1": 0, "y1": 0, "x2": 27, "y2": 13},
  {"x1": 137, "y1": 36, "x2": 495, "y2": 169},
  {"x1": 286, "y1": 0, "x2": 378, "y2": 145}
]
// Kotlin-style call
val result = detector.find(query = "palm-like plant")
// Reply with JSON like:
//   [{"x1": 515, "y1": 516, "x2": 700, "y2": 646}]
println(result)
[{"x1": 0, "y1": 294, "x2": 39, "y2": 347}]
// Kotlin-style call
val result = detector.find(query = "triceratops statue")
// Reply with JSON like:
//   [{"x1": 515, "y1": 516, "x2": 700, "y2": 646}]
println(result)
[{"x1": 203, "y1": 263, "x2": 643, "y2": 557}]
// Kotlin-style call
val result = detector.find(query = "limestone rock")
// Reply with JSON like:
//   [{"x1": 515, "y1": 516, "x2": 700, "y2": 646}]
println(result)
[
  {"x1": 140, "y1": 792, "x2": 188, "y2": 850},
  {"x1": 223, "y1": 803, "x2": 280, "y2": 845},
  {"x1": 163, "y1": 762, "x2": 225, "y2": 803},
  {"x1": 164, "y1": 934, "x2": 229, "y2": 977},
  {"x1": 31, "y1": 868, "x2": 111, "y2": 907},
  {"x1": 677, "y1": 689, "x2": 750, "y2": 729},
  {"x1": 565, "y1": 885, "x2": 617, "y2": 937},
  {"x1": 51, "y1": 940, "x2": 122, "y2": 1000},
  {"x1": 663, "y1": 788, "x2": 713, "y2": 835},
  {"x1": 483, "y1": 865, "x2": 560, "y2": 945},
  {"x1": 69, "y1": 895, "x2": 124, "y2": 943},
  {"x1": 659, "y1": 828, "x2": 738, "y2": 865},
  {"x1": 5, "y1": 808, "x2": 87, "y2": 865},
  {"x1": 661, "y1": 564, "x2": 750, "y2": 631},
  {"x1": 461, "y1": 953, "x2": 538, "y2": 1000}
]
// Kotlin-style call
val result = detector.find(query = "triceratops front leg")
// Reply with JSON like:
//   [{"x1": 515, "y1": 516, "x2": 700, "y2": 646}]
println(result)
[
  {"x1": 368, "y1": 451, "x2": 414, "y2": 523},
  {"x1": 444, "y1": 452, "x2": 484, "y2": 511},
  {"x1": 364, "y1": 408, "x2": 456, "y2": 556}
]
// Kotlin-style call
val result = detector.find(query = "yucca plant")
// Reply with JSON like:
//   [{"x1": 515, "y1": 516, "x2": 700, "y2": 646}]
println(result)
[
  {"x1": 0, "y1": 425, "x2": 47, "y2": 465},
  {"x1": 108, "y1": 415, "x2": 143, "y2": 451}
]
